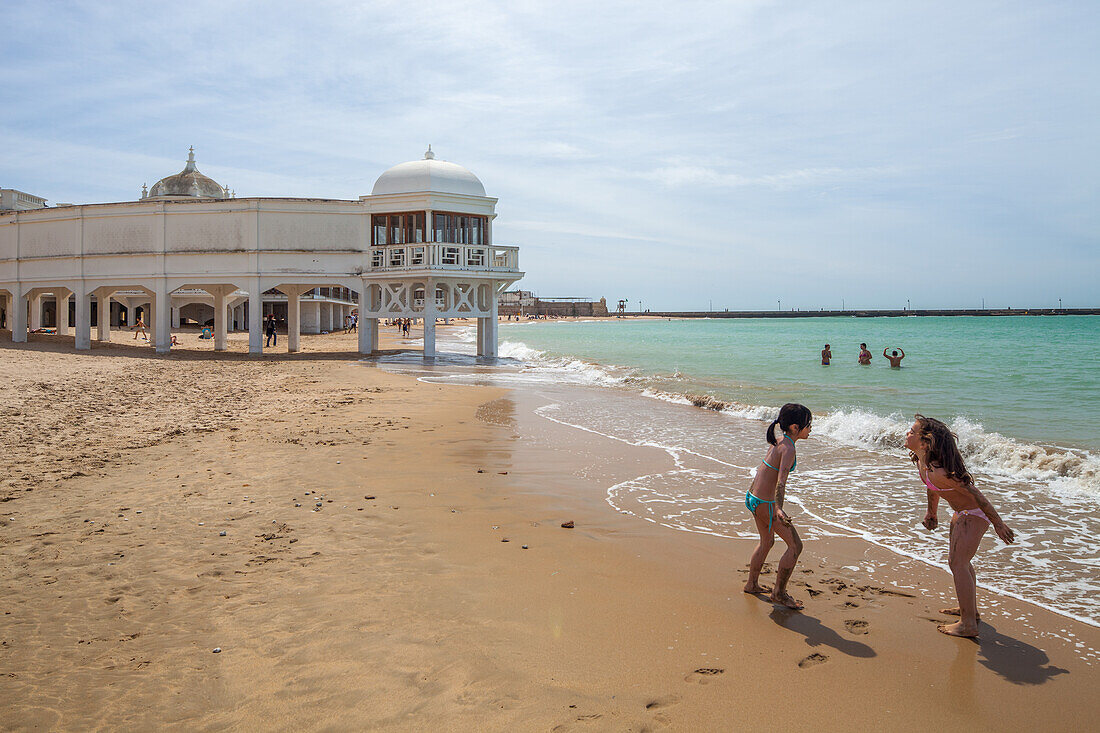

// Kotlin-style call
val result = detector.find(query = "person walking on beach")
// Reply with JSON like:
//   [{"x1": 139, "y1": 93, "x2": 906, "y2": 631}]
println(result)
[
  {"x1": 744, "y1": 403, "x2": 812, "y2": 610},
  {"x1": 858, "y1": 343, "x2": 872, "y2": 365},
  {"x1": 884, "y1": 347, "x2": 905, "y2": 367},
  {"x1": 906, "y1": 415, "x2": 1015, "y2": 638},
  {"x1": 265, "y1": 313, "x2": 277, "y2": 347},
  {"x1": 131, "y1": 314, "x2": 147, "y2": 341},
  {"x1": 821, "y1": 344, "x2": 832, "y2": 365}
]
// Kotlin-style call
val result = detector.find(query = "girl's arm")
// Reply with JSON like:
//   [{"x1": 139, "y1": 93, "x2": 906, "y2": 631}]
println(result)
[
  {"x1": 964, "y1": 483, "x2": 1015, "y2": 544},
  {"x1": 920, "y1": 465, "x2": 939, "y2": 529},
  {"x1": 774, "y1": 447, "x2": 796, "y2": 524}
]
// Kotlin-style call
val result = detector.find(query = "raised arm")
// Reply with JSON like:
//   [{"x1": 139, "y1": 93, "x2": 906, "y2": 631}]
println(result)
[
  {"x1": 964, "y1": 483, "x2": 1015, "y2": 544},
  {"x1": 883, "y1": 348, "x2": 889, "y2": 357},
  {"x1": 899, "y1": 348, "x2": 905, "y2": 358}
]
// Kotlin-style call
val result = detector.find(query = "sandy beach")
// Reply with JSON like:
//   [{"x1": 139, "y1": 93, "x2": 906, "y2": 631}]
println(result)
[{"x1": 2, "y1": 327, "x2": 1098, "y2": 731}]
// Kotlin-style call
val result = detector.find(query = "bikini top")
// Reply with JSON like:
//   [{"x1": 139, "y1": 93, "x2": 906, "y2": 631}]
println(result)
[
  {"x1": 762, "y1": 434, "x2": 796, "y2": 472},
  {"x1": 922, "y1": 470, "x2": 952, "y2": 493}
]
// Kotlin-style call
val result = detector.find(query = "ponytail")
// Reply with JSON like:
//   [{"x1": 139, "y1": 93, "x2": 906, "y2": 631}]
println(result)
[
  {"x1": 766, "y1": 403, "x2": 813, "y2": 445},
  {"x1": 766, "y1": 419, "x2": 782, "y2": 445}
]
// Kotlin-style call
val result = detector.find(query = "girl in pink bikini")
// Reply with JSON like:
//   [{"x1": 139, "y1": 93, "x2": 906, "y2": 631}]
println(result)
[{"x1": 905, "y1": 415, "x2": 1015, "y2": 637}]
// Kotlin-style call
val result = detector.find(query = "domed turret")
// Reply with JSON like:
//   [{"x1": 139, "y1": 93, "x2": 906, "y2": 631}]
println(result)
[
  {"x1": 147, "y1": 147, "x2": 226, "y2": 200},
  {"x1": 371, "y1": 146, "x2": 486, "y2": 197}
]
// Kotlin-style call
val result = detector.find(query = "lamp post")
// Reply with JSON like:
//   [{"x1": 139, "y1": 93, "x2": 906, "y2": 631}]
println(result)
[
  {"x1": 1059, "y1": 298, "x2": 1062, "y2": 311},
  {"x1": 777, "y1": 299, "x2": 781, "y2": 312},
  {"x1": 907, "y1": 298, "x2": 910, "y2": 312}
]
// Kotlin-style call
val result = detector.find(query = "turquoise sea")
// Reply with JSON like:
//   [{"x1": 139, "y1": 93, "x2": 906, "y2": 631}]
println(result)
[{"x1": 500, "y1": 316, "x2": 1100, "y2": 453}]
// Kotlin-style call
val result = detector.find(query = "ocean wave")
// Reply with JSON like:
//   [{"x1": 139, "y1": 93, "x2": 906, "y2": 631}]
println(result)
[{"x1": 501, "y1": 338, "x2": 1100, "y2": 495}]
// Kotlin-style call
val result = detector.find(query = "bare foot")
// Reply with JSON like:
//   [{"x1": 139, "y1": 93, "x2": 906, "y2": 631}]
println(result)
[
  {"x1": 770, "y1": 592, "x2": 804, "y2": 610},
  {"x1": 743, "y1": 582, "x2": 771, "y2": 595},
  {"x1": 937, "y1": 621, "x2": 979, "y2": 638},
  {"x1": 940, "y1": 607, "x2": 980, "y2": 620}
]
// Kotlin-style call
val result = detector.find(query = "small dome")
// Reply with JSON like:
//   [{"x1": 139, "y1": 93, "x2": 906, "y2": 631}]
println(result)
[
  {"x1": 148, "y1": 147, "x2": 225, "y2": 199},
  {"x1": 371, "y1": 147, "x2": 486, "y2": 197}
]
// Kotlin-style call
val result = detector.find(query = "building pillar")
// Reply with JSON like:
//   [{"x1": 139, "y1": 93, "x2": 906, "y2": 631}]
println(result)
[
  {"x1": 423, "y1": 279, "x2": 436, "y2": 359},
  {"x1": 154, "y1": 281, "x2": 172, "y2": 354},
  {"x1": 486, "y1": 293, "x2": 499, "y2": 358},
  {"x1": 302, "y1": 300, "x2": 321, "y2": 334},
  {"x1": 213, "y1": 291, "x2": 228, "y2": 351},
  {"x1": 287, "y1": 290, "x2": 302, "y2": 353},
  {"x1": 74, "y1": 286, "x2": 92, "y2": 350},
  {"x1": 54, "y1": 289, "x2": 72, "y2": 335},
  {"x1": 29, "y1": 295, "x2": 42, "y2": 330},
  {"x1": 171, "y1": 305, "x2": 181, "y2": 329},
  {"x1": 145, "y1": 301, "x2": 155, "y2": 344},
  {"x1": 318, "y1": 301, "x2": 330, "y2": 332},
  {"x1": 476, "y1": 317, "x2": 486, "y2": 357},
  {"x1": 356, "y1": 286, "x2": 370, "y2": 354},
  {"x1": 96, "y1": 289, "x2": 114, "y2": 341},
  {"x1": 11, "y1": 288, "x2": 28, "y2": 342},
  {"x1": 248, "y1": 279, "x2": 263, "y2": 354}
]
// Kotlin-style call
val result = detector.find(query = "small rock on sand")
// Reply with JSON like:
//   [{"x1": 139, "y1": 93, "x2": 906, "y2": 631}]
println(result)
[
  {"x1": 212, "y1": 647, "x2": 222, "y2": 653},
  {"x1": 219, "y1": 531, "x2": 227, "y2": 536},
  {"x1": 561, "y1": 521, "x2": 575, "y2": 529}
]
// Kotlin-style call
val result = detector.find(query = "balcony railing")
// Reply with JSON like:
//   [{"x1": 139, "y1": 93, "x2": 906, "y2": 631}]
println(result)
[{"x1": 367, "y1": 243, "x2": 519, "y2": 273}]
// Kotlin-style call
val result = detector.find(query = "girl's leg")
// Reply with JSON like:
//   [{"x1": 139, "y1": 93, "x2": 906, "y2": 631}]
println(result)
[
  {"x1": 744, "y1": 506, "x2": 774, "y2": 594},
  {"x1": 940, "y1": 515, "x2": 987, "y2": 637},
  {"x1": 770, "y1": 521, "x2": 804, "y2": 609}
]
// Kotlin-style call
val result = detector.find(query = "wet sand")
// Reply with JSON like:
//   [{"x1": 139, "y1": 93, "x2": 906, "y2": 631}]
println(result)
[{"x1": 1, "y1": 327, "x2": 1098, "y2": 731}]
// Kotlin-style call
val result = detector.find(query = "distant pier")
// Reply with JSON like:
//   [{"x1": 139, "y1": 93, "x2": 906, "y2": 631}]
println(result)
[{"x1": 630, "y1": 308, "x2": 1100, "y2": 319}]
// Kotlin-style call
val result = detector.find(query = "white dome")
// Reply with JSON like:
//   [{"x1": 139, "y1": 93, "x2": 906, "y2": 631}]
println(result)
[{"x1": 371, "y1": 147, "x2": 486, "y2": 197}]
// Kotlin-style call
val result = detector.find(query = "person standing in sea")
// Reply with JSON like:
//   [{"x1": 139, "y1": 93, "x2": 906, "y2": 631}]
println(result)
[
  {"x1": 858, "y1": 343, "x2": 873, "y2": 364},
  {"x1": 906, "y1": 415, "x2": 1015, "y2": 637},
  {"x1": 821, "y1": 344, "x2": 832, "y2": 365},
  {"x1": 884, "y1": 347, "x2": 905, "y2": 367},
  {"x1": 743, "y1": 403, "x2": 812, "y2": 610}
]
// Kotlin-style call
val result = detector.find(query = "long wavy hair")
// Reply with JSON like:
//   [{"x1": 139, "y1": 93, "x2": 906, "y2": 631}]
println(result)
[{"x1": 908, "y1": 414, "x2": 973, "y2": 485}]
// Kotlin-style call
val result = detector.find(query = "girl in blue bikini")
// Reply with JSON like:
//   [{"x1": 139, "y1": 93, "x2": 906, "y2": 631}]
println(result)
[{"x1": 744, "y1": 403, "x2": 813, "y2": 609}]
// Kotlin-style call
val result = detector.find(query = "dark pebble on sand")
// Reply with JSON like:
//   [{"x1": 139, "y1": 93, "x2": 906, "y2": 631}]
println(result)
[
  {"x1": 364, "y1": 495, "x2": 375, "y2": 500},
  {"x1": 561, "y1": 521, "x2": 575, "y2": 529}
]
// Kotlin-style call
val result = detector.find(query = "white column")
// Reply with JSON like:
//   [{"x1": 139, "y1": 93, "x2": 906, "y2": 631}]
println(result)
[
  {"x1": 302, "y1": 300, "x2": 320, "y2": 334},
  {"x1": 213, "y1": 290, "x2": 228, "y2": 351},
  {"x1": 29, "y1": 295, "x2": 41, "y2": 330},
  {"x1": 423, "y1": 279, "x2": 436, "y2": 358},
  {"x1": 12, "y1": 288, "x2": 28, "y2": 342},
  {"x1": 154, "y1": 281, "x2": 172, "y2": 354},
  {"x1": 96, "y1": 290, "x2": 113, "y2": 341},
  {"x1": 171, "y1": 305, "x2": 181, "y2": 329},
  {"x1": 486, "y1": 292, "x2": 499, "y2": 358},
  {"x1": 356, "y1": 286, "x2": 370, "y2": 354},
  {"x1": 248, "y1": 279, "x2": 263, "y2": 354},
  {"x1": 476, "y1": 317, "x2": 486, "y2": 357},
  {"x1": 145, "y1": 301, "x2": 155, "y2": 344},
  {"x1": 74, "y1": 286, "x2": 92, "y2": 350},
  {"x1": 287, "y1": 289, "x2": 302, "y2": 353},
  {"x1": 54, "y1": 289, "x2": 72, "y2": 335}
]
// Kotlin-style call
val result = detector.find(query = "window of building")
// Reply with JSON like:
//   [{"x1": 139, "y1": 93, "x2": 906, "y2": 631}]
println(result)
[
  {"x1": 432, "y1": 212, "x2": 487, "y2": 245},
  {"x1": 372, "y1": 212, "x2": 426, "y2": 245}
]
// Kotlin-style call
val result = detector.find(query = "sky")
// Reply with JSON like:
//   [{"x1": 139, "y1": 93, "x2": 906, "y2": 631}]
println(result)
[{"x1": 2, "y1": 0, "x2": 1097, "y2": 310}]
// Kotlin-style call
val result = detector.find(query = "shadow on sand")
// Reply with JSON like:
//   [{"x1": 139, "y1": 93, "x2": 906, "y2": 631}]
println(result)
[
  {"x1": 767, "y1": 606, "x2": 876, "y2": 659},
  {"x1": 973, "y1": 622, "x2": 1069, "y2": 685}
]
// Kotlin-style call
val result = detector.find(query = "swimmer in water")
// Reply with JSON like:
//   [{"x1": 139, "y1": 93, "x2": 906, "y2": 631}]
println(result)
[
  {"x1": 821, "y1": 344, "x2": 831, "y2": 365},
  {"x1": 858, "y1": 343, "x2": 872, "y2": 365},
  {"x1": 884, "y1": 347, "x2": 905, "y2": 367}
]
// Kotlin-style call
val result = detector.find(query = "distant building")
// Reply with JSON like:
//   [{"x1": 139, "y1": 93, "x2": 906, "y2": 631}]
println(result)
[
  {"x1": 0, "y1": 189, "x2": 48, "y2": 211},
  {"x1": 499, "y1": 291, "x2": 608, "y2": 317}
]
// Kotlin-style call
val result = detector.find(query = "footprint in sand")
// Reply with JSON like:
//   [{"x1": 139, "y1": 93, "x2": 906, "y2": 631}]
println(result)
[
  {"x1": 644, "y1": 695, "x2": 680, "y2": 710},
  {"x1": 844, "y1": 619, "x2": 870, "y2": 635},
  {"x1": 683, "y1": 668, "x2": 725, "y2": 684},
  {"x1": 798, "y1": 653, "x2": 829, "y2": 668}
]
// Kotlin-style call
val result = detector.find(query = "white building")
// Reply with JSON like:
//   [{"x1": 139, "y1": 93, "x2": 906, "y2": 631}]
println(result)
[{"x1": 0, "y1": 147, "x2": 522, "y2": 358}]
